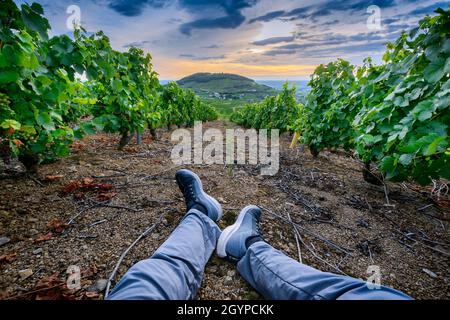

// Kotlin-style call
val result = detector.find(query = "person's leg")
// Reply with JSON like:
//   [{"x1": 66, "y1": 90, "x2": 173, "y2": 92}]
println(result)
[
  {"x1": 237, "y1": 241, "x2": 411, "y2": 300},
  {"x1": 217, "y1": 206, "x2": 412, "y2": 300},
  {"x1": 107, "y1": 209, "x2": 221, "y2": 300},
  {"x1": 107, "y1": 169, "x2": 223, "y2": 300}
]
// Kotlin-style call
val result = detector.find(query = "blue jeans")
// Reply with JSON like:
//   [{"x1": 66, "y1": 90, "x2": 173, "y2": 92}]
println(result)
[{"x1": 107, "y1": 209, "x2": 411, "y2": 300}]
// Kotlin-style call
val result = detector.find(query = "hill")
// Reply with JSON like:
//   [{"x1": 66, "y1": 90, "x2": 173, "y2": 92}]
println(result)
[{"x1": 177, "y1": 73, "x2": 277, "y2": 101}]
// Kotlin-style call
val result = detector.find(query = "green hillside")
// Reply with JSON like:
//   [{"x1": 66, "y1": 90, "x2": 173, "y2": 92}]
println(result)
[{"x1": 177, "y1": 73, "x2": 277, "y2": 101}]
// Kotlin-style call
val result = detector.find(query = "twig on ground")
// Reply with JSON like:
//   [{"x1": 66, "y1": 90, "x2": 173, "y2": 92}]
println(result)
[
  {"x1": 276, "y1": 182, "x2": 337, "y2": 224},
  {"x1": 302, "y1": 239, "x2": 348, "y2": 276},
  {"x1": 68, "y1": 199, "x2": 140, "y2": 225},
  {"x1": 286, "y1": 210, "x2": 302, "y2": 264},
  {"x1": 89, "y1": 219, "x2": 108, "y2": 227},
  {"x1": 368, "y1": 246, "x2": 374, "y2": 264},
  {"x1": 92, "y1": 174, "x2": 126, "y2": 179},
  {"x1": 260, "y1": 205, "x2": 353, "y2": 255},
  {"x1": 67, "y1": 203, "x2": 98, "y2": 225},
  {"x1": 292, "y1": 228, "x2": 348, "y2": 276},
  {"x1": 104, "y1": 213, "x2": 166, "y2": 298},
  {"x1": 417, "y1": 204, "x2": 434, "y2": 211},
  {"x1": 364, "y1": 198, "x2": 373, "y2": 212},
  {"x1": 90, "y1": 200, "x2": 141, "y2": 213},
  {"x1": 139, "y1": 165, "x2": 181, "y2": 182},
  {"x1": 101, "y1": 166, "x2": 129, "y2": 175},
  {"x1": 383, "y1": 183, "x2": 391, "y2": 206},
  {"x1": 78, "y1": 234, "x2": 97, "y2": 239},
  {"x1": 27, "y1": 174, "x2": 44, "y2": 187},
  {"x1": 395, "y1": 229, "x2": 450, "y2": 257}
]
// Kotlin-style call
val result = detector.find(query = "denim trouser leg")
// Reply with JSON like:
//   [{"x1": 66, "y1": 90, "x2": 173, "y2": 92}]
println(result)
[
  {"x1": 237, "y1": 242, "x2": 412, "y2": 300},
  {"x1": 107, "y1": 209, "x2": 221, "y2": 300}
]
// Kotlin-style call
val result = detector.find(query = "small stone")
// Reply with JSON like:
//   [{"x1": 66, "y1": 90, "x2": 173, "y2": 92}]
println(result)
[
  {"x1": 223, "y1": 276, "x2": 233, "y2": 286},
  {"x1": 16, "y1": 208, "x2": 28, "y2": 215},
  {"x1": 227, "y1": 270, "x2": 235, "y2": 277},
  {"x1": 217, "y1": 197, "x2": 227, "y2": 204},
  {"x1": 68, "y1": 166, "x2": 78, "y2": 173},
  {"x1": 209, "y1": 266, "x2": 218, "y2": 273},
  {"x1": 28, "y1": 229, "x2": 39, "y2": 236},
  {"x1": 18, "y1": 269, "x2": 33, "y2": 280},
  {"x1": 0, "y1": 237, "x2": 10, "y2": 247},
  {"x1": 88, "y1": 279, "x2": 108, "y2": 293},
  {"x1": 423, "y1": 268, "x2": 438, "y2": 279},
  {"x1": 151, "y1": 233, "x2": 160, "y2": 240},
  {"x1": 32, "y1": 248, "x2": 43, "y2": 255},
  {"x1": 27, "y1": 217, "x2": 39, "y2": 223},
  {"x1": 217, "y1": 266, "x2": 227, "y2": 277}
]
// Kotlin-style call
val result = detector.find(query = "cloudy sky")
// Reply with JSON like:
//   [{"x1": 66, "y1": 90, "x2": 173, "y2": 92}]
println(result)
[{"x1": 15, "y1": 0, "x2": 449, "y2": 80}]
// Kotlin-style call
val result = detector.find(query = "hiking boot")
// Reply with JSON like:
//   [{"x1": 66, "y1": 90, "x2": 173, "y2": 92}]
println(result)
[{"x1": 175, "y1": 169, "x2": 222, "y2": 222}]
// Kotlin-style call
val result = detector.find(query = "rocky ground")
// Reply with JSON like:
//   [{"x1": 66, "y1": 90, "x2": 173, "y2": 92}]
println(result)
[{"x1": 0, "y1": 121, "x2": 449, "y2": 300}]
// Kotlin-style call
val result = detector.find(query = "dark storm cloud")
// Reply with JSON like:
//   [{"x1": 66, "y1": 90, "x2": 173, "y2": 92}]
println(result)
[
  {"x1": 264, "y1": 40, "x2": 389, "y2": 57},
  {"x1": 248, "y1": 10, "x2": 286, "y2": 23},
  {"x1": 106, "y1": 0, "x2": 260, "y2": 35},
  {"x1": 179, "y1": 14, "x2": 246, "y2": 35},
  {"x1": 284, "y1": 0, "x2": 397, "y2": 20},
  {"x1": 179, "y1": 0, "x2": 258, "y2": 35},
  {"x1": 107, "y1": 0, "x2": 259, "y2": 35},
  {"x1": 263, "y1": 30, "x2": 400, "y2": 57},
  {"x1": 252, "y1": 36, "x2": 295, "y2": 46},
  {"x1": 246, "y1": 0, "x2": 399, "y2": 24},
  {"x1": 108, "y1": 0, "x2": 167, "y2": 16}
]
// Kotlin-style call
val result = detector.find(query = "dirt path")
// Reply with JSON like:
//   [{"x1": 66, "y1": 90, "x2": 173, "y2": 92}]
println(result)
[{"x1": 0, "y1": 121, "x2": 449, "y2": 300}]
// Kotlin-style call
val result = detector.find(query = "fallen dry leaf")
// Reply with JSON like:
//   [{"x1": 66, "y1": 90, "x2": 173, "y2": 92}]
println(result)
[
  {"x1": 35, "y1": 232, "x2": 53, "y2": 242},
  {"x1": 61, "y1": 178, "x2": 114, "y2": 197},
  {"x1": 84, "y1": 291, "x2": 99, "y2": 299},
  {"x1": 82, "y1": 177, "x2": 94, "y2": 185},
  {"x1": 0, "y1": 252, "x2": 17, "y2": 264},
  {"x1": 43, "y1": 175, "x2": 64, "y2": 182},
  {"x1": 34, "y1": 273, "x2": 65, "y2": 300},
  {"x1": 46, "y1": 218, "x2": 69, "y2": 233},
  {"x1": 97, "y1": 192, "x2": 117, "y2": 201},
  {"x1": 61, "y1": 180, "x2": 82, "y2": 195}
]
